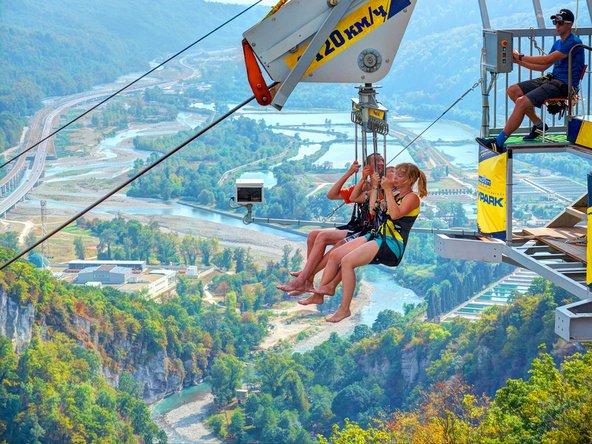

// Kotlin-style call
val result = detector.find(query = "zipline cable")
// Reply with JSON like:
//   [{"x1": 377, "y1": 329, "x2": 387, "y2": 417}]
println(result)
[
  {"x1": 0, "y1": 92, "x2": 262, "y2": 272},
  {"x1": 0, "y1": 0, "x2": 264, "y2": 171},
  {"x1": 386, "y1": 80, "x2": 482, "y2": 166}
]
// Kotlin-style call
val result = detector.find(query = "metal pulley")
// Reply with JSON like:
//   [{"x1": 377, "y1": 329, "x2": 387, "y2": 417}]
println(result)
[{"x1": 351, "y1": 83, "x2": 389, "y2": 171}]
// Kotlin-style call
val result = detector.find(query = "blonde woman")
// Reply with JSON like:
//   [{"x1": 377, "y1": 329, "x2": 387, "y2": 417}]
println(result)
[{"x1": 310, "y1": 163, "x2": 427, "y2": 323}]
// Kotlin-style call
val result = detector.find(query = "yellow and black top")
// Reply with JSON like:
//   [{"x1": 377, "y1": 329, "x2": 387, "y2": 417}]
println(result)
[
  {"x1": 380, "y1": 194, "x2": 420, "y2": 247},
  {"x1": 367, "y1": 193, "x2": 420, "y2": 267}
]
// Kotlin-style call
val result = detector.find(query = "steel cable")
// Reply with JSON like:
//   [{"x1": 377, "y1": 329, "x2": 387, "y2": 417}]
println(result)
[{"x1": 386, "y1": 80, "x2": 482, "y2": 166}]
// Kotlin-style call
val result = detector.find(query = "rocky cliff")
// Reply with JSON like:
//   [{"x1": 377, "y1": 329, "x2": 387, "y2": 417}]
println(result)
[
  {"x1": 400, "y1": 347, "x2": 430, "y2": 387},
  {"x1": 0, "y1": 290, "x2": 188, "y2": 403},
  {"x1": 0, "y1": 291, "x2": 34, "y2": 353}
]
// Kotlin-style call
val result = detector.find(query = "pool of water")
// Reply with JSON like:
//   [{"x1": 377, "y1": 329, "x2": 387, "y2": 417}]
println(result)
[{"x1": 239, "y1": 171, "x2": 277, "y2": 188}]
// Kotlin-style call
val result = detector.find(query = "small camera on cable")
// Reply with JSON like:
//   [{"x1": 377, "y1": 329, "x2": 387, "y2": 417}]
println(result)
[
  {"x1": 229, "y1": 178, "x2": 265, "y2": 224},
  {"x1": 235, "y1": 178, "x2": 264, "y2": 205}
]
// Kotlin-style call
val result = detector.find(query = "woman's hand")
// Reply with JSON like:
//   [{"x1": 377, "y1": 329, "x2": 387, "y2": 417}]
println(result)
[
  {"x1": 361, "y1": 165, "x2": 372, "y2": 180},
  {"x1": 381, "y1": 176, "x2": 393, "y2": 192}
]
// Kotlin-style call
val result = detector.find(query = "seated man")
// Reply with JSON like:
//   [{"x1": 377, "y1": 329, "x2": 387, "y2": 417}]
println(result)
[{"x1": 476, "y1": 8, "x2": 585, "y2": 152}]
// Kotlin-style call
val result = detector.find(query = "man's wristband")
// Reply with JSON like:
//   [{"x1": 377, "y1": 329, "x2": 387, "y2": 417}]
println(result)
[{"x1": 518, "y1": 53, "x2": 524, "y2": 61}]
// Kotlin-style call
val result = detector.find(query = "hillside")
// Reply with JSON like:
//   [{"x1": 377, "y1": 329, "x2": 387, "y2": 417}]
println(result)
[
  {"x1": 4, "y1": 0, "x2": 590, "y2": 149},
  {"x1": 0, "y1": 0, "x2": 264, "y2": 148},
  {"x1": 0, "y1": 241, "x2": 269, "y2": 442},
  {"x1": 202, "y1": 278, "x2": 587, "y2": 442}
]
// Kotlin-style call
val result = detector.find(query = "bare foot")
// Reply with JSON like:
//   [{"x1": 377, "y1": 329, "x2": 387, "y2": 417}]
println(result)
[
  {"x1": 277, "y1": 283, "x2": 298, "y2": 292},
  {"x1": 289, "y1": 271, "x2": 301, "y2": 277},
  {"x1": 298, "y1": 294, "x2": 324, "y2": 305},
  {"x1": 277, "y1": 279, "x2": 309, "y2": 293},
  {"x1": 287, "y1": 281, "x2": 315, "y2": 296},
  {"x1": 310, "y1": 285, "x2": 335, "y2": 296},
  {"x1": 325, "y1": 309, "x2": 351, "y2": 323}
]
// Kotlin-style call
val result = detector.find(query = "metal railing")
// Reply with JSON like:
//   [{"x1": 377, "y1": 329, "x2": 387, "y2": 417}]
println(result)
[{"x1": 486, "y1": 27, "x2": 592, "y2": 136}]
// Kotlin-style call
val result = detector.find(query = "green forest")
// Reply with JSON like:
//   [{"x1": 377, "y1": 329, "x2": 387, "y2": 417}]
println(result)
[
  {"x1": 2, "y1": 237, "x2": 591, "y2": 443},
  {"x1": 0, "y1": 235, "x2": 279, "y2": 442},
  {"x1": 0, "y1": 0, "x2": 262, "y2": 150},
  {"x1": 322, "y1": 349, "x2": 592, "y2": 443},
  {"x1": 203, "y1": 279, "x2": 587, "y2": 442}
]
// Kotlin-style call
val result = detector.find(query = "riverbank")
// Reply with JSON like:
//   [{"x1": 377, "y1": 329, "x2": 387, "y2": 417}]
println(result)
[
  {"x1": 151, "y1": 384, "x2": 220, "y2": 444},
  {"x1": 258, "y1": 279, "x2": 373, "y2": 352}
]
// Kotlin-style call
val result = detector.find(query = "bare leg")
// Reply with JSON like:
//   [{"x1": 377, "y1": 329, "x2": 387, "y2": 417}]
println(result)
[
  {"x1": 312, "y1": 239, "x2": 346, "y2": 275},
  {"x1": 503, "y1": 95, "x2": 535, "y2": 136},
  {"x1": 313, "y1": 237, "x2": 368, "y2": 295},
  {"x1": 287, "y1": 230, "x2": 321, "y2": 278},
  {"x1": 306, "y1": 229, "x2": 321, "y2": 259},
  {"x1": 323, "y1": 270, "x2": 342, "y2": 296},
  {"x1": 507, "y1": 85, "x2": 520, "y2": 102},
  {"x1": 297, "y1": 238, "x2": 347, "y2": 293},
  {"x1": 326, "y1": 240, "x2": 378, "y2": 323},
  {"x1": 311, "y1": 269, "x2": 342, "y2": 296},
  {"x1": 508, "y1": 84, "x2": 540, "y2": 126},
  {"x1": 278, "y1": 229, "x2": 347, "y2": 292}
]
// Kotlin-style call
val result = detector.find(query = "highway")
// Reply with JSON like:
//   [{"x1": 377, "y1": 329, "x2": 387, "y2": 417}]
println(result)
[
  {"x1": 0, "y1": 92, "x2": 111, "y2": 216},
  {"x1": 0, "y1": 71, "x2": 180, "y2": 217}
]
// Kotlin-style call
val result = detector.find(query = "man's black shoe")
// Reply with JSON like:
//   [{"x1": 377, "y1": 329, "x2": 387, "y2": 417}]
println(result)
[
  {"x1": 523, "y1": 122, "x2": 548, "y2": 140},
  {"x1": 476, "y1": 137, "x2": 501, "y2": 153}
]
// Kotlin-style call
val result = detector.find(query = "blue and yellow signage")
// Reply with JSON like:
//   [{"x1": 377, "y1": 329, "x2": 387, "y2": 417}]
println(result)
[
  {"x1": 587, "y1": 173, "x2": 592, "y2": 288},
  {"x1": 568, "y1": 116, "x2": 592, "y2": 149},
  {"x1": 284, "y1": 0, "x2": 411, "y2": 77},
  {"x1": 477, "y1": 146, "x2": 507, "y2": 239}
]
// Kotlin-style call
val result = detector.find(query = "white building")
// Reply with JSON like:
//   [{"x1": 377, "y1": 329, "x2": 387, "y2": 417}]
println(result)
[
  {"x1": 76, "y1": 265, "x2": 132, "y2": 285},
  {"x1": 68, "y1": 260, "x2": 146, "y2": 272},
  {"x1": 119, "y1": 269, "x2": 176, "y2": 299},
  {"x1": 147, "y1": 269, "x2": 176, "y2": 296}
]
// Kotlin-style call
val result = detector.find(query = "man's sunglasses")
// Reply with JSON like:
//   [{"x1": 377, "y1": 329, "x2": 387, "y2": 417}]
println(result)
[{"x1": 552, "y1": 19, "x2": 572, "y2": 25}]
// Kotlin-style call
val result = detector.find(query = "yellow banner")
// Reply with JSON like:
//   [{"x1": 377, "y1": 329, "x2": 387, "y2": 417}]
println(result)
[
  {"x1": 369, "y1": 108, "x2": 385, "y2": 120},
  {"x1": 284, "y1": 0, "x2": 410, "y2": 77},
  {"x1": 477, "y1": 147, "x2": 507, "y2": 239},
  {"x1": 587, "y1": 174, "x2": 592, "y2": 287},
  {"x1": 575, "y1": 119, "x2": 592, "y2": 149}
]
